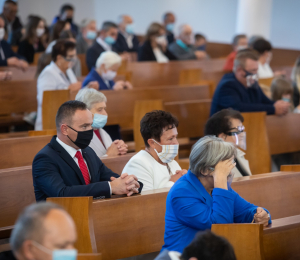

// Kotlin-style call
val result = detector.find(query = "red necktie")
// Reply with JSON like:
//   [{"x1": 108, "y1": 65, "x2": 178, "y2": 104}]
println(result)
[{"x1": 75, "y1": 151, "x2": 91, "y2": 185}]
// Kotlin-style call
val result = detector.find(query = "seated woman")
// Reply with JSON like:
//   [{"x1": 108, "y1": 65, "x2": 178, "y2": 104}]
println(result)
[
  {"x1": 75, "y1": 88, "x2": 128, "y2": 157},
  {"x1": 122, "y1": 110, "x2": 187, "y2": 191},
  {"x1": 138, "y1": 22, "x2": 176, "y2": 62},
  {"x1": 46, "y1": 20, "x2": 71, "y2": 53},
  {"x1": 270, "y1": 77, "x2": 297, "y2": 112},
  {"x1": 162, "y1": 136, "x2": 271, "y2": 253},
  {"x1": 204, "y1": 109, "x2": 251, "y2": 177},
  {"x1": 18, "y1": 15, "x2": 46, "y2": 63},
  {"x1": 82, "y1": 51, "x2": 133, "y2": 90}
]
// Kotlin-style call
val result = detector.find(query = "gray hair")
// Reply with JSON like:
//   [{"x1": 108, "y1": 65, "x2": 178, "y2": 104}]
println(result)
[
  {"x1": 233, "y1": 49, "x2": 259, "y2": 73},
  {"x1": 189, "y1": 136, "x2": 236, "y2": 177},
  {"x1": 80, "y1": 18, "x2": 96, "y2": 29},
  {"x1": 10, "y1": 202, "x2": 64, "y2": 253},
  {"x1": 178, "y1": 24, "x2": 192, "y2": 36},
  {"x1": 75, "y1": 88, "x2": 107, "y2": 110}
]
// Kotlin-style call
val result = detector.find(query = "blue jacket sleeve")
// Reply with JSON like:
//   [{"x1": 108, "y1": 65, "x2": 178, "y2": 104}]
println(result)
[
  {"x1": 171, "y1": 188, "x2": 236, "y2": 230},
  {"x1": 231, "y1": 188, "x2": 272, "y2": 224},
  {"x1": 218, "y1": 83, "x2": 275, "y2": 114}
]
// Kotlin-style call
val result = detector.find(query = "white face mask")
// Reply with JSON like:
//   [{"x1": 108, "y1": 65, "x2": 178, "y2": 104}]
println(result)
[
  {"x1": 101, "y1": 70, "x2": 117, "y2": 81},
  {"x1": 36, "y1": 28, "x2": 45, "y2": 37},
  {"x1": 0, "y1": 28, "x2": 4, "y2": 41},
  {"x1": 152, "y1": 139, "x2": 179, "y2": 163},
  {"x1": 234, "y1": 132, "x2": 247, "y2": 151},
  {"x1": 156, "y1": 35, "x2": 168, "y2": 47}
]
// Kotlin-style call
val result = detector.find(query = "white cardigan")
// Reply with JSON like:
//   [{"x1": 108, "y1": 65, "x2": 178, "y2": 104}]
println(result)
[
  {"x1": 122, "y1": 150, "x2": 181, "y2": 191},
  {"x1": 89, "y1": 129, "x2": 113, "y2": 158}
]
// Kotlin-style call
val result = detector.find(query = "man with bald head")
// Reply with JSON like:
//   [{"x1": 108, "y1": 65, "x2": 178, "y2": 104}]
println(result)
[
  {"x1": 0, "y1": 202, "x2": 76, "y2": 260},
  {"x1": 163, "y1": 12, "x2": 176, "y2": 45},
  {"x1": 32, "y1": 100, "x2": 142, "y2": 201},
  {"x1": 168, "y1": 24, "x2": 207, "y2": 60},
  {"x1": 113, "y1": 14, "x2": 139, "y2": 53}
]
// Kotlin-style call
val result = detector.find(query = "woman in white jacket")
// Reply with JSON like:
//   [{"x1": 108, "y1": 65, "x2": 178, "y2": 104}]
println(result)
[{"x1": 75, "y1": 88, "x2": 128, "y2": 157}]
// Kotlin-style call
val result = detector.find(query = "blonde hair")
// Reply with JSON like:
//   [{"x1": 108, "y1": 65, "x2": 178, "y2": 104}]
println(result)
[{"x1": 145, "y1": 22, "x2": 164, "y2": 41}]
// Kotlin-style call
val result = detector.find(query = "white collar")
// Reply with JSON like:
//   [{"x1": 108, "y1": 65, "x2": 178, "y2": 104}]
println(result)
[
  {"x1": 56, "y1": 136, "x2": 82, "y2": 159},
  {"x1": 49, "y1": 61, "x2": 65, "y2": 75},
  {"x1": 96, "y1": 37, "x2": 111, "y2": 51}
]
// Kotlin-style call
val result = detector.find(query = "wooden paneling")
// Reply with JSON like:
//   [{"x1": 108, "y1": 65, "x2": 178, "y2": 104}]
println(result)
[
  {"x1": 28, "y1": 129, "x2": 57, "y2": 137},
  {"x1": 77, "y1": 53, "x2": 89, "y2": 76},
  {"x1": 179, "y1": 68, "x2": 203, "y2": 85},
  {"x1": 280, "y1": 164, "x2": 300, "y2": 171},
  {"x1": 101, "y1": 153, "x2": 136, "y2": 174},
  {"x1": 0, "y1": 66, "x2": 37, "y2": 81}
]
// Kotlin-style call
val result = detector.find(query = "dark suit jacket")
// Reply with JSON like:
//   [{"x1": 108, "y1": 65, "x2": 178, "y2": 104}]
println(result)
[
  {"x1": 0, "y1": 251, "x2": 16, "y2": 260},
  {"x1": 32, "y1": 136, "x2": 142, "y2": 201},
  {"x1": 138, "y1": 40, "x2": 177, "y2": 62},
  {"x1": 17, "y1": 39, "x2": 45, "y2": 63},
  {"x1": 166, "y1": 31, "x2": 175, "y2": 45},
  {"x1": 113, "y1": 32, "x2": 139, "y2": 53},
  {"x1": 0, "y1": 14, "x2": 23, "y2": 45},
  {"x1": 82, "y1": 68, "x2": 114, "y2": 90},
  {"x1": 0, "y1": 40, "x2": 23, "y2": 66}
]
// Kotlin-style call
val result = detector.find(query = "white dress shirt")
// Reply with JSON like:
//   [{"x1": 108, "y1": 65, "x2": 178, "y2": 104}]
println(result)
[
  {"x1": 89, "y1": 129, "x2": 113, "y2": 157},
  {"x1": 122, "y1": 150, "x2": 181, "y2": 191},
  {"x1": 96, "y1": 37, "x2": 111, "y2": 51},
  {"x1": 35, "y1": 61, "x2": 70, "y2": 130},
  {"x1": 56, "y1": 136, "x2": 112, "y2": 193},
  {"x1": 258, "y1": 62, "x2": 274, "y2": 79},
  {"x1": 120, "y1": 31, "x2": 134, "y2": 49},
  {"x1": 153, "y1": 47, "x2": 169, "y2": 63}
]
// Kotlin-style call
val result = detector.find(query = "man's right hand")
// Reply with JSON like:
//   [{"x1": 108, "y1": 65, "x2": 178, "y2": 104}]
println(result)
[
  {"x1": 7, "y1": 57, "x2": 19, "y2": 67},
  {"x1": 68, "y1": 82, "x2": 82, "y2": 92},
  {"x1": 113, "y1": 81, "x2": 126, "y2": 91},
  {"x1": 274, "y1": 100, "x2": 290, "y2": 116},
  {"x1": 213, "y1": 159, "x2": 236, "y2": 190},
  {"x1": 110, "y1": 173, "x2": 140, "y2": 196},
  {"x1": 194, "y1": 50, "x2": 207, "y2": 60}
]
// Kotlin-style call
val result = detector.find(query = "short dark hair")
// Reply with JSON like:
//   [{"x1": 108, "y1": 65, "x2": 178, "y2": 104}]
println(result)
[
  {"x1": 101, "y1": 21, "x2": 118, "y2": 32},
  {"x1": 252, "y1": 39, "x2": 272, "y2": 55},
  {"x1": 195, "y1": 33, "x2": 206, "y2": 41},
  {"x1": 163, "y1": 12, "x2": 174, "y2": 21},
  {"x1": 59, "y1": 29, "x2": 75, "y2": 40},
  {"x1": 140, "y1": 110, "x2": 178, "y2": 148},
  {"x1": 4, "y1": 0, "x2": 17, "y2": 6},
  {"x1": 181, "y1": 230, "x2": 236, "y2": 260},
  {"x1": 232, "y1": 34, "x2": 247, "y2": 46},
  {"x1": 205, "y1": 109, "x2": 244, "y2": 137},
  {"x1": 51, "y1": 40, "x2": 76, "y2": 62},
  {"x1": 60, "y1": 4, "x2": 74, "y2": 14},
  {"x1": 55, "y1": 100, "x2": 87, "y2": 130}
]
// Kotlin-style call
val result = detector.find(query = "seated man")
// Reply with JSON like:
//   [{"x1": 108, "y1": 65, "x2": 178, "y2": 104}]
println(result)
[
  {"x1": 163, "y1": 12, "x2": 176, "y2": 45},
  {"x1": 205, "y1": 109, "x2": 252, "y2": 177},
  {"x1": 82, "y1": 51, "x2": 132, "y2": 90},
  {"x1": 113, "y1": 15, "x2": 139, "y2": 53},
  {"x1": 76, "y1": 19, "x2": 97, "y2": 54},
  {"x1": 0, "y1": 202, "x2": 77, "y2": 260},
  {"x1": 32, "y1": 100, "x2": 142, "y2": 201},
  {"x1": 86, "y1": 21, "x2": 118, "y2": 71},
  {"x1": 210, "y1": 49, "x2": 290, "y2": 116},
  {"x1": 122, "y1": 110, "x2": 187, "y2": 191},
  {"x1": 156, "y1": 230, "x2": 236, "y2": 260},
  {"x1": 0, "y1": 16, "x2": 28, "y2": 69},
  {"x1": 194, "y1": 33, "x2": 207, "y2": 51},
  {"x1": 168, "y1": 24, "x2": 207, "y2": 60}
]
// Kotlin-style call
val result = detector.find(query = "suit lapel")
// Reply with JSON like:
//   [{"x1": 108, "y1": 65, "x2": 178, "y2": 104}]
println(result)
[{"x1": 50, "y1": 136, "x2": 86, "y2": 185}]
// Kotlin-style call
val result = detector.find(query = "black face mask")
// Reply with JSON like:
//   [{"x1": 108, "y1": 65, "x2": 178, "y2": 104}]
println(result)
[
  {"x1": 67, "y1": 125, "x2": 93, "y2": 149},
  {"x1": 66, "y1": 18, "x2": 73, "y2": 24}
]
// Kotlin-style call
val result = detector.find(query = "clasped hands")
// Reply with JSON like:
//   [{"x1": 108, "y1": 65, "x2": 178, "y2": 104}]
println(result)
[
  {"x1": 253, "y1": 207, "x2": 270, "y2": 227},
  {"x1": 110, "y1": 173, "x2": 140, "y2": 197}
]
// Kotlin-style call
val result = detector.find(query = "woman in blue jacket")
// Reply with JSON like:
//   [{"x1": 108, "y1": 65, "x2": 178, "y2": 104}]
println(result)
[{"x1": 162, "y1": 136, "x2": 271, "y2": 253}]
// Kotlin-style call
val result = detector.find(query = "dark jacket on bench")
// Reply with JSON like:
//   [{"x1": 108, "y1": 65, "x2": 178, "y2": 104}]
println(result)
[
  {"x1": 32, "y1": 136, "x2": 142, "y2": 201},
  {"x1": 210, "y1": 73, "x2": 275, "y2": 116}
]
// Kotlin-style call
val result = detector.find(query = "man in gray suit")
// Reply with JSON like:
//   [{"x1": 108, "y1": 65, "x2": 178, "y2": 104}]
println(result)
[{"x1": 168, "y1": 24, "x2": 207, "y2": 60}]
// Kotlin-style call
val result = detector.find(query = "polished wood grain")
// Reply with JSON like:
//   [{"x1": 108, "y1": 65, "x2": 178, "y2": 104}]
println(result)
[
  {"x1": 179, "y1": 68, "x2": 203, "y2": 85},
  {"x1": 280, "y1": 165, "x2": 300, "y2": 171},
  {"x1": 28, "y1": 129, "x2": 57, "y2": 136},
  {"x1": 0, "y1": 66, "x2": 37, "y2": 80},
  {"x1": 258, "y1": 77, "x2": 274, "y2": 87},
  {"x1": 77, "y1": 254, "x2": 101, "y2": 260},
  {"x1": 101, "y1": 152, "x2": 136, "y2": 174},
  {"x1": 77, "y1": 53, "x2": 89, "y2": 76}
]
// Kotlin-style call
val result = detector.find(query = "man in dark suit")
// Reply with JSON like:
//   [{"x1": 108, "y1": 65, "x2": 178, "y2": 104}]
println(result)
[
  {"x1": 163, "y1": 12, "x2": 176, "y2": 45},
  {"x1": 210, "y1": 49, "x2": 290, "y2": 116},
  {"x1": 0, "y1": 0, "x2": 23, "y2": 45},
  {"x1": 86, "y1": 21, "x2": 118, "y2": 71},
  {"x1": 32, "y1": 100, "x2": 142, "y2": 201},
  {"x1": 113, "y1": 15, "x2": 139, "y2": 53}
]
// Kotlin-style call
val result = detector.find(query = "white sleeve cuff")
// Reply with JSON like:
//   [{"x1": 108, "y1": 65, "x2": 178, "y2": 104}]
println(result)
[{"x1": 108, "y1": 181, "x2": 112, "y2": 195}]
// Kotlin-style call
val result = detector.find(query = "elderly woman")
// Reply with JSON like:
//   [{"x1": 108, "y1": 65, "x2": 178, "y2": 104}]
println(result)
[
  {"x1": 204, "y1": 109, "x2": 251, "y2": 177},
  {"x1": 122, "y1": 110, "x2": 187, "y2": 191},
  {"x1": 162, "y1": 136, "x2": 271, "y2": 253},
  {"x1": 82, "y1": 51, "x2": 132, "y2": 90},
  {"x1": 75, "y1": 88, "x2": 128, "y2": 157}
]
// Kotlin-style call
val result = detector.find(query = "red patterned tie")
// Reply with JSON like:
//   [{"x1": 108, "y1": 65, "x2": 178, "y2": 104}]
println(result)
[{"x1": 75, "y1": 151, "x2": 91, "y2": 185}]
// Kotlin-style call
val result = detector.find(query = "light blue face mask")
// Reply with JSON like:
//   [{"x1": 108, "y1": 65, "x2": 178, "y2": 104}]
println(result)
[
  {"x1": 166, "y1": 23, "x2": 174, "y2": 32},
  {"x1": 86, "y1": 30, "x2": 97, "y2": 40},
  {"x1": 176, "y1": 39, "x2": 188, "y2": 50},
  {"x1": 125, "y1": 24, "x2": 134, "y2": 34},
  {"x1": 104, "y1": 36, "x2": 116, "y2": 45},
  {"x1": 282, "y1": 97, "x2": 290, "y2": 103},
  {"x1": 92, "y1": 113, "x2": 108, "y2": 129}
]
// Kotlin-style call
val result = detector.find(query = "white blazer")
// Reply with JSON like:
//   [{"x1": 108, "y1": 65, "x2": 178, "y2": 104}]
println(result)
[
  {"x1": 35, "y1": 62, "x2": 70, "y2": 130},
  {"x1": 232, "y1": 148, "x2": 252, "y2": 177},
  {"x1": 122, "y1": 150, "x2": 182, "y2": 191},
  {"x1": 89, "y1": 129, "x2": 113, "y2": 158}
]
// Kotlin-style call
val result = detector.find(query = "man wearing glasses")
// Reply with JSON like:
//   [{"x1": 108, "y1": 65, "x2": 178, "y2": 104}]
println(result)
[
  {"x1": 35, "y1": 40, "x2": 98, "y2": 130},
  {"x1": 210, "y1": 49, "x2": 290, "y2": 116}
]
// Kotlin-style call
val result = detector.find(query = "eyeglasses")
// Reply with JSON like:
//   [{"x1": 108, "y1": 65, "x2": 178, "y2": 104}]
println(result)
[
  {"x1": 63, "y1": 56, "x2": 76, "y2": 63},
  {"x1": 226, "y1": 125, "x2": 245, "y2": 136}
]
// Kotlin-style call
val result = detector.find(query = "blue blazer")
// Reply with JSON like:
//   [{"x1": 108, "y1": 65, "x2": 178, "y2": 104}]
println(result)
[
  {"x1": 81, "y1": 68, "x2": 114, "y2": 90},
  {"x1": 32, "y1": 136, "x2": 131, "y2": 201},
  {"x1": 162, "y1": 170, "x2": 271, "y2": 253},
  {"x1": 113, "y1": 32, "x2": 139, "y2": 53},
  {"x1": 210, "y1": 73, "x2": 275, "y2": 116},
  {"x1": 0, "y1": 40, "x2": 23, "y2": 66}
]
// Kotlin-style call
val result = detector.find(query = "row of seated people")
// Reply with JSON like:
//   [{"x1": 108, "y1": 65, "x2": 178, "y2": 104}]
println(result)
[{"x1": 0, "y1": 202, "x2": 237, "y2": 260}]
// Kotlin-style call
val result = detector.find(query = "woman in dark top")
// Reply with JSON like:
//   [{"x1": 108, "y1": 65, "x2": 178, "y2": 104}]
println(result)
[
  {"x1": 138, "y1": 22, "x2": 176, "y2": 62},
  {"x1": 18, "y1": 16, "x2": 46, "y2": 63}
]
